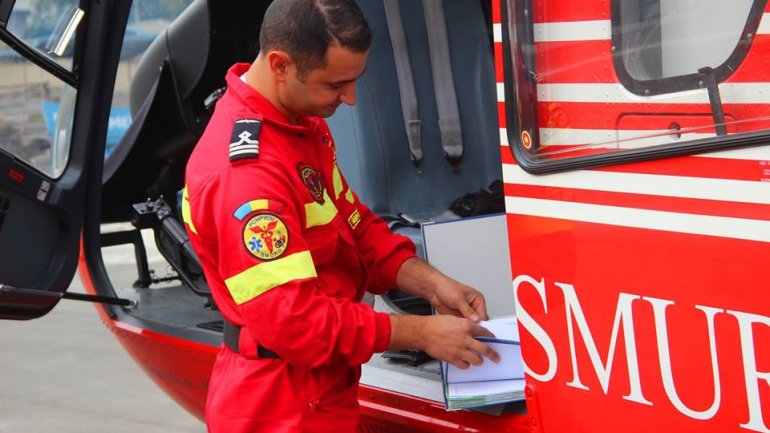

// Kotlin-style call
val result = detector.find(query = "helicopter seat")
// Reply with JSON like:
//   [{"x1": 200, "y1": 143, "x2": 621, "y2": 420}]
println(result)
[{"x1": 326, "y1": 0, "x2": 502, "y2": 259}]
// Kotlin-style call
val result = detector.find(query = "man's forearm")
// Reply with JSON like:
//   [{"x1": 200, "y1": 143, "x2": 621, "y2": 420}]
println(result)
[
  {"x1": 394, "y1": 257, "x2": 445, "y2": 300},
  {"x1": 387, "y1": 314, "x2": 425, "y2": 350}
]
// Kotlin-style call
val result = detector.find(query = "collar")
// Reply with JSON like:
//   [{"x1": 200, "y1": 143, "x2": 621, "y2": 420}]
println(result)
[{"x1": 226, "y1": 63, "x2": 319, "y2": 134}]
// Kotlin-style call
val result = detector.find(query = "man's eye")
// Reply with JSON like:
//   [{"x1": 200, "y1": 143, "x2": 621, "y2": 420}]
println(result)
[{"x1": 329, "y1": 83, "x2": 343, "y2": 90}]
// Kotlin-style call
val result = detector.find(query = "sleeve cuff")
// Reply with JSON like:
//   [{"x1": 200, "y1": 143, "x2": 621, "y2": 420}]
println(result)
[
  {"x1": 379, "y1": 247, "x2": 417, "y2": 291},
  {"x1": 372, "y1": 312, "x2": 392, "y2": 353}
]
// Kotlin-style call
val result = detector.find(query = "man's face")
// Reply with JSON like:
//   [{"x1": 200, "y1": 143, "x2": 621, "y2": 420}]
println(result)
[{"x1": 280, "y1": 44, "x2": 368, "y2": 119}]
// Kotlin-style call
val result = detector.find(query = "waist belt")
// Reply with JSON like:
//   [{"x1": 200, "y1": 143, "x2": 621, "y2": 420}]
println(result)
[{"x1": 223, "y1": 320, "x2": 281, "y2": 359}]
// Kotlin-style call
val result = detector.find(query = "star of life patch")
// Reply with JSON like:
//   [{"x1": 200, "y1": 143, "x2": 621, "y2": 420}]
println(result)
[
  {"x1": 242, "y1": 213, "x2": 289, "y2": 260},
  {"x1": 230, "y1": 118, "x2": 261, "y2": 162}
]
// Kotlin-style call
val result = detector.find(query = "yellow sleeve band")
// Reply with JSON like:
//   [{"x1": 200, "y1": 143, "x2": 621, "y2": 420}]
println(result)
[
  {"x1": 225, "y1": 250, "x2": 317, "y2": 304},
  {"x1": 181, "y1": 185, "x2": 197, "y2": 234}
]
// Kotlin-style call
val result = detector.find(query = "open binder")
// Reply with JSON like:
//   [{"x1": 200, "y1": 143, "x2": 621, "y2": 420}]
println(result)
[{"x1": 441, "y1": 316, "x2": 526, "y2": 410}]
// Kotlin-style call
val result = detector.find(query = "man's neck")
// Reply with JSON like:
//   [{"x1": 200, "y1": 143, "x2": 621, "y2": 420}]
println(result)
[{"x1": 244, "y1": 58, "x2": 299, "y2": 124}]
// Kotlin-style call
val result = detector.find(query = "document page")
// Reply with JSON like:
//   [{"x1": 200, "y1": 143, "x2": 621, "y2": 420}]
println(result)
[
  {"x1": 440, "y1": 316, "x2": 526, "y2": 410},
  {"x1": 445, "y1": 316, "x2": 522, "y2": 383}
]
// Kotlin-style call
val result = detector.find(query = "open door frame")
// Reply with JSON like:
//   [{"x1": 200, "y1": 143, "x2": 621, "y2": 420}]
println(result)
[{"x1": 0, "y1": 0, "x2": 131, "y2": 319}]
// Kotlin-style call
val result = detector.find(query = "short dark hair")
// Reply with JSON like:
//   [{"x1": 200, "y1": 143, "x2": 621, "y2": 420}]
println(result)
[{"x1": 259, "y1": 0, "x2": 372, "y2": 79}]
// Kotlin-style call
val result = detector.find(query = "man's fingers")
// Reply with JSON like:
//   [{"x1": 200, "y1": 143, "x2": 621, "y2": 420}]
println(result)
[
  {"x1": 465, "y1": 291, "x2": 489, "y2": 321},
  {"x1": 458, "y1": 302, "x2": 480, "y2": 323},
  {"x1": 471, "y1": 296, "x2": 490, "y2": 321},
  {"x1": 450, "y1": 359, "x2": 470, "y2": 369},
  {"x1": 471, "y1": 324, "x2": 495, "y2": 339},
  {"x1": 468, "y1": 327, "x2": 501, "y2": 363},
  {"x1": 462, "y1": 350, "x2": 484, "y2": 367},
  {"x1": 453, "y1": 341, "x2": 500, "y2": 367},
  {"x1": 470, "y1": 339, "x2": 501, "y2": 363}
]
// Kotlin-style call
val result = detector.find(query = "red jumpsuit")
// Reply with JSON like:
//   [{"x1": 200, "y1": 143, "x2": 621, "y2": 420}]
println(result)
[{"x1": 183, "y1": 63, "x2": 416, "y2": 433}]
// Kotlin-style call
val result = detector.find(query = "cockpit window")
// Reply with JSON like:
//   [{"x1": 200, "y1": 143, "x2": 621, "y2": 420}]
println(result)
[
  {"x1": 5, "y1": 0, "x2": 83, "y2": 72},
  {"x1": 0, "y1": 0, "x2": 83, "y2": 178},
  {"x1": 503, "y1": 0, "x2": 770, "y2": 169}
]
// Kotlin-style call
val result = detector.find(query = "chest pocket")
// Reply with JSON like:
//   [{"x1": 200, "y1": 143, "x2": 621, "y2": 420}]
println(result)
[
  {"x1": 303, "y1": 204, "x2": 342, "y2": 268},
  {"x1": 303, "y1": 204, "x2": 367, "y2": 298}
]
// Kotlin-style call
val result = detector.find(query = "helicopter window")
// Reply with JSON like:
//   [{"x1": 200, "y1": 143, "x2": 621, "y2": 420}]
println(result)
[
  {"x1": 0, "y1": 39, "x2": 75, "y2": 178},
  {"x1": 613, "y1": 0, "x2": 760, "y2": 95},
  {"x1": 4, "y1": 0, "x2": 83, "y2": 73},
  {"x1": 503, "y1": 0, "x2": 770, "y2": 172}
]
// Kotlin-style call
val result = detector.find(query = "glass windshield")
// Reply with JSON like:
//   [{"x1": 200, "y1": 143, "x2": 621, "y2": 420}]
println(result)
[
  {"x1": 505, "y1": 0, "x2": 770, "y2": 163},
  {"x1": 0, "y1": 39, "x2": 75, "y2": 177},
  {"x1": 5, "y1": 0, "x2": 83, "y2": 72}
]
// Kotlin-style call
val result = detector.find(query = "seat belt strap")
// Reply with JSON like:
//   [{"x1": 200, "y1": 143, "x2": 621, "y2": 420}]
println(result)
[
  {"x1": 423, "y1": 0, "x2": 463, "y2": 170},
  {"x1": 383, "y1": 0, "x2": 423, "y2": 168}
]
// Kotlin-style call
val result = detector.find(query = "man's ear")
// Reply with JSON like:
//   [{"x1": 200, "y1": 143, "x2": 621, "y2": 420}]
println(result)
[{"x1": 267, "y1": 51, "x2": 292, "y2": 82}]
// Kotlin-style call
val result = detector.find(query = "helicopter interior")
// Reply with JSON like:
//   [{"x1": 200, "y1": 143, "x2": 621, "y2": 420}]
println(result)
[{"x1": 99, "y1": 0, "x2": 503, "y2": 372}]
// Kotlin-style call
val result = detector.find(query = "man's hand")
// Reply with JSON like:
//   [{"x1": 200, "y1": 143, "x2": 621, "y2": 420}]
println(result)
[
  {"x1": 395, "y1": 257, "x2": 489, "y2": 322},
  {"x1": 389, "y1": 315, "x2": 500, "y2": 369},
  {"x1": 428, "y1": 278, "x2": 488, "y2": 323}
]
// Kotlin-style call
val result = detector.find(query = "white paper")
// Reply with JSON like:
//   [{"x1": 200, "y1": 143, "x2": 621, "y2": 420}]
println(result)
[
  {"x1": 448, "y1": 379, "x2": 526, "y2": 398},
  {"x1": 479, "y1": 316, "x2": 519, "y2": 341},
  {"x1": 446, "y1": 341, "x2": 523, "y2": 383},
  {"x1": 445, "y1": 317, "x2": 523, "y2": 383}
]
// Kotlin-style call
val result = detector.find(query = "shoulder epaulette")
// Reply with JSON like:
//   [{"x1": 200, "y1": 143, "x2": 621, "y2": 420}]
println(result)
[{"x1": 229, "y1": 118, "x2": 261, "y2": 162}]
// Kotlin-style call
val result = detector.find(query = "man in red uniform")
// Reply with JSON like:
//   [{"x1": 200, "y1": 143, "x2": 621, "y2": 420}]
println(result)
[{"x1": 183, "y1": 1, "x2": 500, "y2": 431}]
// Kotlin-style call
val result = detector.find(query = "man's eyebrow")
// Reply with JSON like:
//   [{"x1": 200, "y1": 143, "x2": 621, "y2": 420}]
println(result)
[{"x1": 331, "y1": 67, "x2": 367, "y2": 85}]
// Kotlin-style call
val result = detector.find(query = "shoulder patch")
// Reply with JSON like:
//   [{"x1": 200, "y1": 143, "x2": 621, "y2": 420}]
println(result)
[
  {"x1": 230, "y1": 118, "x2": 261, "y2": 162},
  {"x1": 242, "y1": 213, "x2": 289, "y2": 260}
]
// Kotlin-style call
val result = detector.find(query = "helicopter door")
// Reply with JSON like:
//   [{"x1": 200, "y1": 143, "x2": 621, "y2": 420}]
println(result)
[{"x1": 0, "y1": 0, "x2": 130, "y2": 319}]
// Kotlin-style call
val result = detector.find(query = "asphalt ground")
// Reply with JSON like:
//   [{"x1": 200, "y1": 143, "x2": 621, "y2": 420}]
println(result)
[{"x1": 0, "y1": 231, "x2": 206, "y2": 433}]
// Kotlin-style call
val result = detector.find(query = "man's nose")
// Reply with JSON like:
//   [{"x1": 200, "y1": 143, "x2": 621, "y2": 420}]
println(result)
[{"x1": 339, "y1": 83, "x2": 357, "y2": 106}]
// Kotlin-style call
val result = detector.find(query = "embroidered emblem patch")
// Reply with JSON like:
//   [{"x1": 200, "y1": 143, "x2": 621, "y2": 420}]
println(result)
[
  {"x1": 229, "y1": 119, "x2": 261, "y2": 162},
  {"x1": 242, "y1": 213, "x2": 289, "y2": 260},
  {"x1": 348, "y1": 208, "x2": 361, "y2": 230},
  {"x1": 297, "y1": 162, "x2": 325, "y2": 204}
]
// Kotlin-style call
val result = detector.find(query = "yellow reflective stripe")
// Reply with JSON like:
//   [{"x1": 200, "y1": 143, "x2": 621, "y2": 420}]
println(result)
[
  {"x1": 305, "y1": 190, "x2": 338, "y2": 228},
  {"x1": 332, "y1": 164, "x2": 355, "y2": 204},
  {"x1": 225, "y1": 251, "x2": 317, "y2": 304},
  {"x1": 181, "y1": 186, "x2": 197, "y2": 234},
  {"x1": 332, "y1": 164, "x2": 344, "y2": 199}
]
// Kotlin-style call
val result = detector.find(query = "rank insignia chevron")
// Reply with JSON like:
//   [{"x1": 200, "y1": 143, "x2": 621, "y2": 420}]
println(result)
[{"x1": 229, "y1": 118, "x2": 262, "y2": 162}]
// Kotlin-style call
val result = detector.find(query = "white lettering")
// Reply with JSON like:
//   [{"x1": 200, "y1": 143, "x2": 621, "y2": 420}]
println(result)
[
  {"x1": 727, "y1": 309, "x2": 770, "y2": 433},
  {"x1": 512, "y1": 274, "x2": 770, "y2": 431},
  {"x1": 646, "y1": 297, "x2": 723, "y2": 420},
  {"x1": 557, "y1": 283, "x2": 651, "y2": 405},
  {"x1": 108, "y1": 114, "x2": 131, "y2": 130},
  {"x1": 513, "y1": 274, "x2": 557, "y2": 382}
]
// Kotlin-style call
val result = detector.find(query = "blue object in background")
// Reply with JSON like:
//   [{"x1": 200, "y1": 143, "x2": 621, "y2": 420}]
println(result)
[{"x1": 42, "y1": 100, "x2": 131, "y2": 158}]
